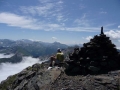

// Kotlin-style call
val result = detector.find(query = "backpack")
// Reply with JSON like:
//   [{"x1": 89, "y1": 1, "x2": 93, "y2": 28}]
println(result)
[{"x1": 57, "y1": 52, "x2": 64, "y2": 62}]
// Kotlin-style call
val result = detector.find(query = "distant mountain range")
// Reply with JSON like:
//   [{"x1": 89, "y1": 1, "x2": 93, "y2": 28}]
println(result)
[
  {"x1": 0, "y1": 39, "x2": 85, "y2": 63},
  {"x1": 0, "y1": 39, "x2": 68, "y2": 57}
]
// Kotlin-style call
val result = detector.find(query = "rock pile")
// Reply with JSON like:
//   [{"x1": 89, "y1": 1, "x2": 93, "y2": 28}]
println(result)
[{"x1": 67, "y1": 27, "x2": 120, "y2": 75}]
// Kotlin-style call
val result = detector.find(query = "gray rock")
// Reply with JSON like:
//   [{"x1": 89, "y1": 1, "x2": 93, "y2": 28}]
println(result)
[
  {"x1": 88, "y1": 66, "x2": 100, "y2": 72},
  {"x1": 108, "y1": 60, "x2": 118, "y2": 68},
  {"x1": 25, "y1": 71, "x2": 36, "y2": 79},
  {"x1": 100, "y1": 62, "x2": 107, "y2": 66}
]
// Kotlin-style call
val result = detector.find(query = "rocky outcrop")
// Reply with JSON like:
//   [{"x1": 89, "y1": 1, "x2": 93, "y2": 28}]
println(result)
[
  {"x1": 67, "y1": 27, "x2": 120, "y2": 75},
  {"x1": 0, "y1": 63, "x2": 63, "y2": 90},
  {"x1": 51, "y1": 70, "x2": 120, "y2": 90}
]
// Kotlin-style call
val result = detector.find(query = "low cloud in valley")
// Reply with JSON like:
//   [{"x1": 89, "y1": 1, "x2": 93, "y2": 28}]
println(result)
[{"x1": 0, "y1": 56, "x2": 46, "y2": 82}]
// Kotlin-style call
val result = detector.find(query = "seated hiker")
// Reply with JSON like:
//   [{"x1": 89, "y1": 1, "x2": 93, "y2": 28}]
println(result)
[
  {"x1": 55, "y1": 48, "x2": 65, "y2": 67},
  {"x1": 49, "y1": 48, "x2": 64, "y2": 67}
]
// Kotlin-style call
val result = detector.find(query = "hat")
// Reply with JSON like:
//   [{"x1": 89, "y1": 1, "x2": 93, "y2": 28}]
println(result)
[{"x1": 57, "y1": 48, "x2": 61, "y2": 52}]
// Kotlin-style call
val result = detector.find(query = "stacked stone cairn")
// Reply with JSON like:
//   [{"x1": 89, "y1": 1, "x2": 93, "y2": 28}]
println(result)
[{"x1": 66, "y1": 27, "x2": 120, "y2": 75}]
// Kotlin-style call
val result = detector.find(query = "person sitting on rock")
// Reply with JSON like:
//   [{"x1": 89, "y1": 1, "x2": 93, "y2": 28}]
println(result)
[
  {"x1": 55, "y1": 48, "x2": 65, "y2": 67},
  {"x1": 49, "y1": 48, "x2": 64, "y2": 67}
]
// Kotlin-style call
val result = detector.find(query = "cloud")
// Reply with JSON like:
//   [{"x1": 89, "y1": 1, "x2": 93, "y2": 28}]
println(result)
[
  {"x1": 85, "y1": 36, "x2": 93, "y2": 40},
  {"x1": 104, "y1": 30, "x2": 120, "y2": 49},
  {"x1": 79, "y1": 4, "x2": 86, "y2": 10},
  {"x1": 104, "y1": 23, "x2": 116, "y2": 28},
  {"x1": 0, "y1": 12, "x2": 102, "y2": 32},
  {"x1": 0, "y1": 12, "x2": 63, "y2": 30},
  {"x1": 105, "y1": 30, "x2": 120, "y2": 39},
  {"x1": 0, "y1": 0, "x2": 110, "y2": 32},
  {"x1": 20, "y1": 4, "x2": 55, "y2": 16},
  {"x1": 74, "y1": 19, "x2": 89, "y2": 27},
  {"x1": 118, "y1": 25, "x2": 120, "y2": 28},
  {"x1": 99, "y1": 11, "x2": 107, "y2": 14},
  {"x1": 0, "y1": 53, "x2": 14, "y2": 58},
  {"x1": 52, "y1": 37, "x2": 57, "y2": 40},
  {"x1": 0, "y1": 56, "x2": 47, "y2": 82},
  {"x1": 20, "y1": 0, "x2": 63, "y2": 19},
  {"x1": 56, "y1": 14, "x2": 64, "y2": 22},
  {"x1": 74, "y1": 14, "x2": 90, "y2": 27},
  {"x1": 65, "y1": 27, "x2": 100, "y2": 32},
  {"x1": 0, "y1": 0, "x2": 67, "y2": 31},
  {"x1": 0, "y1": 12, "x2": 40, "y2": 30},
  {"x1": 20, "y1": 0, "x2": 65, "y2": 25},
  {"x1": 39, "y1": 0, "x2": 51, "y2": 3},
  {"x1": 28, "y1": 39, "x2": 41, "y2": 42}
]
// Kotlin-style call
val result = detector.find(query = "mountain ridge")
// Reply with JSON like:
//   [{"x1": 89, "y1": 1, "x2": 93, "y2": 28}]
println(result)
[{"x1": 0, "y1": 39, "x2": 68, "y2": 57}]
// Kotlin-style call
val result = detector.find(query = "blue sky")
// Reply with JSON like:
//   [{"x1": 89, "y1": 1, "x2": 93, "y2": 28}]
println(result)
[{"x1": 0, "y1": 0, "x2": 120, "y2": 48}]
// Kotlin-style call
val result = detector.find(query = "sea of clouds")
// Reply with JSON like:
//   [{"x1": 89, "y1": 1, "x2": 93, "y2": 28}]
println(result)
[
  {"x1": 0, "y1": 55, "x2": 47, "y2": 83},
  {"x1": 0, "y1": 53, "x2": 14, "y2": 58}
]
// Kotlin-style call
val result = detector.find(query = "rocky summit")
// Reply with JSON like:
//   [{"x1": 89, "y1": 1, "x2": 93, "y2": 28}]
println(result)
[
  {"x1": 0, "y1": 27, "x2": 120, "y2": 90},
  {"x1": 67, "y1": 27, "x2": 120, "y2": 75}
]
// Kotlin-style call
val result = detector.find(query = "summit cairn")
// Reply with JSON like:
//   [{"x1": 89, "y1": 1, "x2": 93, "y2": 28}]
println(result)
[{"x1": 67, "y1": 27, "x2": 120, "y2": 75}]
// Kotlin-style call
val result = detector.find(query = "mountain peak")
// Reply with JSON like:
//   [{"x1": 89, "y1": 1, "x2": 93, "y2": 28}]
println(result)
[{"x1": 53, "y1": 41, "x2": 61, "y2": 44}]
